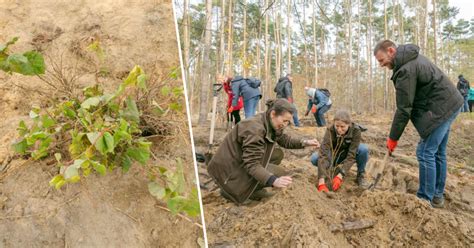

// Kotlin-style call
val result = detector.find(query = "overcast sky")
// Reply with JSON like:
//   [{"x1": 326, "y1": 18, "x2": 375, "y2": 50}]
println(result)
[{"x1": 450, "y1": 0, "x2": 474, "y2": 21}]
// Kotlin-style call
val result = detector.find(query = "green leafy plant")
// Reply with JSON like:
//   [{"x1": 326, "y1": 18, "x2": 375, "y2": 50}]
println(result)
[
  {"x1": 7, "y1": 44, "x2": 200, "y2": 218},
  {"x1": 13, "y1": 65, "x2": 150, "y2": 189},
  {"x1": 0, "y1": 37, "x2": 45, "y2": 75},
  {"x1": 148, "y1": 158, "x2": 200, "y2": 217}
]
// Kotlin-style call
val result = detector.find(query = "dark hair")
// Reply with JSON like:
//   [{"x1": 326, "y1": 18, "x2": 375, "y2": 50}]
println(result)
[
  {"x1": 333, "y1": 109, "x2": 352, "y2": 124},
  {"x1": 373, "y1": 40, "x2": 397, "y2": 56},
  {"x1": 266, "y1": 99, "x2": 295, "y2": 116}
]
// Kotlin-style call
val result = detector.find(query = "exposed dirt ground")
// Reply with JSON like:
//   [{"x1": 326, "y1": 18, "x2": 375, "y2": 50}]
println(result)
[
  {"x1": 194, "y1": 112, "x2": 474, "y2": 247},
  {"x1": 0, "y1": 1, "x2": 203, "y2": 247}
]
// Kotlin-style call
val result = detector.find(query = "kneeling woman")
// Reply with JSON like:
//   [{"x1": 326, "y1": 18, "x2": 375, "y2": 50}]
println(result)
[
  {"x1": 208, "y1": 99, "x2": 320, "y2": 204},
  {"x1": 311, "y1": 110, "x2": 369, "y2": 192}
]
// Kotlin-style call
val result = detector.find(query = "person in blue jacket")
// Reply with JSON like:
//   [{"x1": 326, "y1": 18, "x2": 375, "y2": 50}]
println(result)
[
  {"x1": 228, "y1": 76, "x2": 262, "y2": 118},
  {"x1": 304, "y1": 87, "x2": 332, "y2": 127}
]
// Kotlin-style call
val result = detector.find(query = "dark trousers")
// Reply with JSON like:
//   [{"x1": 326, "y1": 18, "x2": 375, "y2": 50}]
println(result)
[
  {"x1": 230, "y1": 110, "x2": 241, "y2": 124},
  {"x1": 469, "y1": 100, "x2": 474, "y2": 112}
]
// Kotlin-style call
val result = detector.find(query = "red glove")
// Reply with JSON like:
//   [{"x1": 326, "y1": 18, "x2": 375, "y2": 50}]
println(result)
[
  {"x1": 227, "y1": 106, "x2": 234, "y2": 113},
  {"x1": 386, "y1": 138, "x2": 398, "y2": 153},
  {"x1": 287, "y1": 97, "x2": 293, "y2": 103},
  {"x1": 332, "y1": 176, "x2": 343, "y2": 191},
  {"x1": 311, "y1": 105, "x2": 317, "y2": 113},
  {"x1": 317, "y1": 184, "x2": 329, "y2": 192}
]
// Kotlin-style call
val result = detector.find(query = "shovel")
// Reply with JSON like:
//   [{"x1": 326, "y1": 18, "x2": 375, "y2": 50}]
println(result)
[
  {"x1": 367, "y1": 150, "x2": 391, "y2": 191},
  {"x1": 208, "y1": 83, "x2": 223, "y2": 153}
]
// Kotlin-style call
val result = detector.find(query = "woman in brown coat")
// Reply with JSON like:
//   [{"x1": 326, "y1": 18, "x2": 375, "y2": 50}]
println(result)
[{"x1": 207, "y1": 99, "x2": 320, "y2": 204}]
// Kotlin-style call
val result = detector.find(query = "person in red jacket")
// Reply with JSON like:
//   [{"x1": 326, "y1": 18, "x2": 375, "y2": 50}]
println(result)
[{"x1": 222, "y1": 76, "x2": 243, "y2": 124}]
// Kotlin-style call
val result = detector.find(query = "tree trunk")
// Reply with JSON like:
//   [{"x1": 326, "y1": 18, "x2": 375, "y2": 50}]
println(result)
[
  {"x1": 384, "y1": 0, "x2": 388, "y2": 111},
  {"x1": 355, "y1": 0, "x2": 361, "y2": 112},
  {"x1": 243, "y1": 0, "x2": 248, "y2": 77},
  {"x1": 368, "y1": 0, "x2": 374, "y2": 113},
  {"x1": 226, "y1": 0, "x2": 233, "y2": 75},
  {"x1": 197, "y1": 0, "x2": 213, "y2": 124},
  {"x1": 432, "y1": 0, "x2": 437, "y2": 65},
  {"x1": 264, "y1": 0, "x2": 269, "y2": 105},
  {"x1": 183, "y1": 0, "x2": 190, "y2": 96},
  {"x1": 218, "y1": 0, "x2": 226, "y2": 75},
  {"x1": 287, "y1": 0, "x2": 292, "y2": 73},
  {"x1": 312, "y1": 2, "x2": 318, "y2": 88}
]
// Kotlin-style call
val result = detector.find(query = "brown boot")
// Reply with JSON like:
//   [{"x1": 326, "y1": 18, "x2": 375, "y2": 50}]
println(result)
[{"x1": 356, "y1": 172, "x2": 369, "y2": 188}]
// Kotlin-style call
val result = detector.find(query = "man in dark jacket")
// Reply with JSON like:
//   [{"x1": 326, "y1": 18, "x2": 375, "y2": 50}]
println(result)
[
  {"x1": 374, "y1": 40, "x2": 463, "y2": 208},
  {"x1": 274, "y1": 74, "x2": 300, "y2": 127},
  {"x1": 208, "y1": 99, "x2": 320, "y2": 204},
  {"x1": 229, "y1": 76, "x2": 262, "y2": 119},
  {"x1": 457, "y1": 74, "x2": 470, "y2": 112}
]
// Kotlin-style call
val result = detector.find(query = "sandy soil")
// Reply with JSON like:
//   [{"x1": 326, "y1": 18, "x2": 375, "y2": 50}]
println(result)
[
  {"x1": 195, "y1": 112, "x2": 474, "y2": 247},
  {"x1": 0, "y1": 0, "x2": 203, "y2": 247}
]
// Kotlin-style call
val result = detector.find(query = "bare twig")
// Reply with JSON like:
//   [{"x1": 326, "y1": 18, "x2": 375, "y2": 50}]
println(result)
[{"x1": 156, "y1": 204, "x2": 203, "y2": 229}]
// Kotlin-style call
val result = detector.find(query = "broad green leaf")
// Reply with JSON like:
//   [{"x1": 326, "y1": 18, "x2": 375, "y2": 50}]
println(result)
[
  {"x1": 41, "y1": 115, "x2": 55, "y2": 128},
  {"x1": 87, "y1": 132, "x2": 114, "y2": 155},
  {"x1": 55, "y1": 179, "x2": 66, "y2": 190},
  {"x1": 69, "y1": 132, "x2": 86, "y2": 157},
  {"x1": 26, "y1": 132, "x2": 48, "y2": 145},
  {"x1": 62, "y1": 106, "x2": 76, "y2": 119},
  {"x1": 86, "y1": 132, "x2": 100, "y2": 145},
  {"x1": 137, "y1": 74, "x2": 147, "y2": 89},
  {"x1": 83, "y1": 85, "x2": 102, "y2": 98},
  {"x1": 102, "y1": 132, "x2": 114, "y2": 153},
  {"x1": 167, "y1": 196, "x2": 186, "y2": 215},
  {"x1": 148, "y1": 182, "x2": 166, "y2": 199},
  {"x1": 49, "y1": 175, "x2": 63, "y2": 186},
  {"x1": 12, "y1": 139, "x2": 27, "y2": 154},
  {"x1": 17, "y1": 120, "x2": 28, "y2": 136},
  {"x1": 92, "y1": 162, "x2": 106, "y2": 175},
  {"x1": 73, "y1": 159, "x2": 85, "y2": 168},
  {"x1": 69, "y1": 175, "x2": 81, "y2": 183},
  {"x1": 126, "y1": 141, "x2": 151, "y2": 165},
  {"x1": 81, "y1": 96, "x2": 101, "y2": 110},
  {"x1": 121, "y1": 155, "x2": 132, "y2": 172},
  {"x1": 23, "y1": 51, "x2": 45, "y2": 75},
  {"x1": 64, "y1": 165, "x2": 79, "y2": 180},
  {"x1": 121, "y1": 97, "x2": 139, "y2": 123}
]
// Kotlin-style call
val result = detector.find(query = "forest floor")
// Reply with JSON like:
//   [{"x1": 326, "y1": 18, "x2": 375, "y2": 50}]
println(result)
[
  {"x1": 0, "y1": 1, "x2": 203, "y2": 247},
  {"x1": 194, "y1": 112, "x2": 474, "y2": 247}
]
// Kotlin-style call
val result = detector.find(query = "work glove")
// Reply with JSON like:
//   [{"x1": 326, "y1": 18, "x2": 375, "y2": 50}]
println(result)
[
  {"x1": 386, "y1": 138, "x2": 398, "y2": 154},
  {"x1": 311, "y1": 105, "x2": 317, "y2": 113},
  {"x1": 332, "y1": 176, "x2": 343, "y2": 191},
  {"x1": 227, "y1": 106, "x2": 234, "y2": 113},
  {"x1": 317, "y1": 184, "x2": 329, "y2": 192},
  {"x1": 287, "y1": 97, "x2": 293, "y2": 103}
]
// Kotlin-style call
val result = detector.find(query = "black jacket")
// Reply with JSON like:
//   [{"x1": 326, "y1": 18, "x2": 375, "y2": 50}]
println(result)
[
  {"x1": 390, "y1": 44, "x2": 463, "y2": 140},
  {"x1": 274, "y1": 77, "x2": 293, "y2": 99},
  {"x1": 457, "y1": 76, "x2": 470, "y2": 97}
]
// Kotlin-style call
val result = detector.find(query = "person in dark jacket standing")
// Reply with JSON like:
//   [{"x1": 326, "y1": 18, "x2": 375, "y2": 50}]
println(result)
[
  {"x1": 374, "y1": 40, "x2": 463, "y2": 208},
  {"x1": 310, "y1": 110, "x2": 369, "y2": 192},
  {"x1": 228, "y1": 76, "x2": 262, "y2": 119},
  {"x1": 208, "y1": 99, "x2": 320, "y2": 204},
  {"x1": 274, "y1": 74, "x2": 300, "y2": 127},
  {"x1": 457, "y1": 74, "x2": 470, "y2": 112}
]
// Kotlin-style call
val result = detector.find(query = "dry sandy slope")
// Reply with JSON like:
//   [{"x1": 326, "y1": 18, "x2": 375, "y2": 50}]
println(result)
[
  {"x1": 195, "y1": 113, "x2": 474, "y2": 247},
  {"x1": 0, "y1": 0, "x2": 203, "y2": 247}
]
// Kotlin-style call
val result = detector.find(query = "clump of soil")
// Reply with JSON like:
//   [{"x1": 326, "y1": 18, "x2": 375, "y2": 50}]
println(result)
[
  {"x1": 195, "y1": 113, "x2": 474, "y2": 247},
  {"x1": 0, "y1": 1, "x2": 203, "y2": 247}
]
